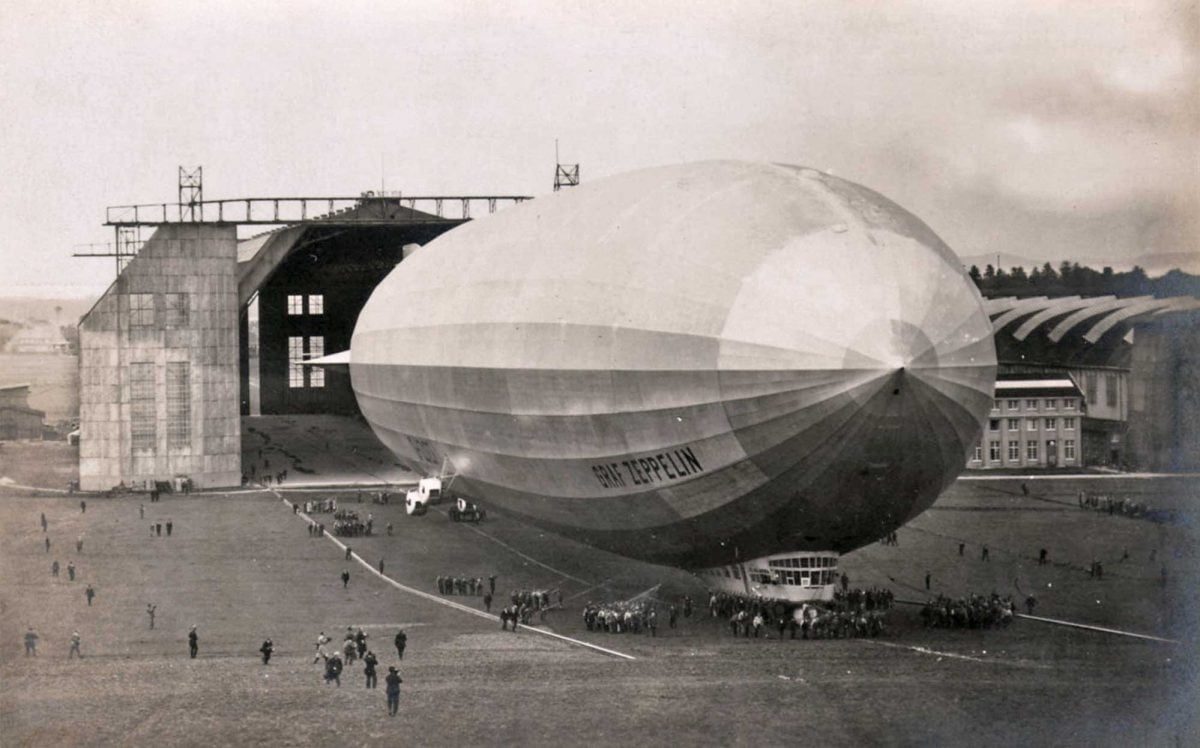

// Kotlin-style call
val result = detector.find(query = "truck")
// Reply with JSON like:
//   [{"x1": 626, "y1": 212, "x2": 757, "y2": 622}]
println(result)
[
  {"x1": 404, "y1": 477, "x2": 445, "y2": 516},
  {"x1": 449, "y1": 497, "x2": 486, "y2": 523}
]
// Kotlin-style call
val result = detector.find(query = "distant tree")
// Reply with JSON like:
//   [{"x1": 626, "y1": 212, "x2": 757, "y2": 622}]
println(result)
[
  {"x1": 984, "y1": 264, "x2": 996, "y2": 280},
  {"x1": 995, "y1": 267, "x2": 1008, "y2": 279},
  {"x1": 1059, "y1": 260, "x2": 1073, "y2": 284},
  {"x1": 1010, "y1": 266, "x2": 1028, "y2": 281},
  {"x1": 968, "y1": 265, "x2": 982, "y2": 286},
  {"x1": 1040, "y1": 262, "x2": 1057, "y2": 282}
]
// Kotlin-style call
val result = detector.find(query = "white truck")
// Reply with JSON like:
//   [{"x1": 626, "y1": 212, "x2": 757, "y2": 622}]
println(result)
[{"x1": 404, "y1": 477, "x2": 444, "y2": 516}]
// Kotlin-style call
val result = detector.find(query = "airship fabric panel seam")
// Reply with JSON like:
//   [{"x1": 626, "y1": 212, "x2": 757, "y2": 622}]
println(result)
[
  {"x1": 904, "y1": 375, "x2": 986, "y2": 471},
  {"x1": 351, "y1": 364, "x2": 891, "y2": 418},
  {"x1": 352, "y1": 323, "x2": 858, "y2": 371}
]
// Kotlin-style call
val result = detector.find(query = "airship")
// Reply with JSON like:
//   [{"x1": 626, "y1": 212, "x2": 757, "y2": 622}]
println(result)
[{"x1": 348, "y1": 160, "x2": 996, "y2": 601}]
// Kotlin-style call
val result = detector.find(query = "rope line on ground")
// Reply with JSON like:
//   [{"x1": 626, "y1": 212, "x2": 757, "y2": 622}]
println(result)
[{"x1": 282, "y1": 494, "x2": 636, "y2": 661}]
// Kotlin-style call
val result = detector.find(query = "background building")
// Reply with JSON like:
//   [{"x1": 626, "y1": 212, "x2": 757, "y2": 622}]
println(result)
[
  {"x1": 0, "y1": 383, "x2": 46, "y2": 440},
  {"x1": 970, "y1": 376, "x2": 1083, "y2": 470}
]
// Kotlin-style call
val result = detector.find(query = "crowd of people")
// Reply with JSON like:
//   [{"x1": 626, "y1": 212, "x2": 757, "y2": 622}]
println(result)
[
  {"x1": 706, "y1": 587, "x2": 893, "y2": 640},
  {"x1": 508, "y1": 587, "x2": 560, "y2": 610},
  {"x1": 1077, "y1": 491, "x2": 1166, "y2": 522},
  {"x1": 332, "y1": 510, "x2": 373, "y2": 537},
  {"x1": 437, "y1": 575, "x2": 488, "y2": 596},
  {"x1": 919, "y1": 593, "x2": 1016, "y2": 629},
  {"x1": 304, "y1": 498, "x2": 339, "y2": 514},
  {"x1": 831, "y1": 586, "x2": 894, "y2": 612},
  {"x1": 582, "y1": 600, "x2": 660, "y2": 635}
]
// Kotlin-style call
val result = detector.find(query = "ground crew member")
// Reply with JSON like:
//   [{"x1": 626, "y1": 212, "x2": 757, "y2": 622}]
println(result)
[
  {"x1": 147, "y1": 604, "x2": 156, "y2": 629},
  {"x1": 51, "y1": 560, "x2": 59, "y2": 577},
  {"x1": 260, "y1": 639, "x2": 274, "y2": 664},
  {"x1": 394, "y1": 630, "x2": 406, "y2": 659},
  {"x1": 188, "y1": 625, "x2": 199, "y2": 658},
  {"x1": 24, "y1": 627, "x2": 39, "y2": 656},
  {"x1": 85, "y1": 584, "x2": 95, "y2": 606},
  {"x1": 69, "y1": 631, "x2": 82, "y2": 658},
  {"x1": 385, "y1": 667, "x2": 402, "y2": 716},
  {"x1": 67, "y1": 561, "x2": 75, "y2": 581},
  {"x1": 341, "y1": 569, "x2": 350, "y2": 588},
  {"x1": 363, "y1": 650, "x2": 378, "y2": 688},
  {"x1": 325, "y1": 652, "x2": 343, "y2": 686}
]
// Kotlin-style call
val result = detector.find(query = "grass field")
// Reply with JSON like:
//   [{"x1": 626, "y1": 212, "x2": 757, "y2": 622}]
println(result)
[{"x1": 0, "y1": 449, "x2": 1197, "y2": 746}]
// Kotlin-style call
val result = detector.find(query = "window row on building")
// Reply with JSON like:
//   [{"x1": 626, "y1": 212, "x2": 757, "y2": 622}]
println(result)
[
  {"x1": 988, "y1": 417, "x2": 1076, "y2": 432},
  {"x1": 129, "y1": 361, "x2": 192, "y2": 453},
  {"x1": 972, "y1": 439, "x2": 1077, "y2": 465},
  {"x1": 286, "y1": 294, "x2": 324, "y2": 316},
  {"x1": 288, "y1": 336, "x2": 325, "y2": 389},
  {"x1": 991, "y1": 397, "x2": 1076, "y2": 413},
  {"x1": 126, "y1": 292, "x2": 189, "y2": 328}
]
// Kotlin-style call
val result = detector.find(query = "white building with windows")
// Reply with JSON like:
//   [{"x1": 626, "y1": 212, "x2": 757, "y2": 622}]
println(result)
[{"x1": 968, "y1": 376, "x2": 1085, "y2": 470}]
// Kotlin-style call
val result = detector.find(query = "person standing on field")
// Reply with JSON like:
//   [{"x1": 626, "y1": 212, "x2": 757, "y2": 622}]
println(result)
[{"x1": 385, "y1": 666, "x2": 402, "y2": 716}]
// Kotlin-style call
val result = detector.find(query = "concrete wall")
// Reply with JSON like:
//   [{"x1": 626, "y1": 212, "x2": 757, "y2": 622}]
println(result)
[{"x1": 79, "y1": 224, "x2": 241, "y2": 490}]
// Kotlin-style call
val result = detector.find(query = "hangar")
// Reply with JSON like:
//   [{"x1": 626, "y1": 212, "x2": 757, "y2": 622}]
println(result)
[
  {"x1": 77, "y1": 192, "x2": 527, "y2": 491},
  {"x1": 971, "y1": 295, "x2": 1200, "y2": 472}
]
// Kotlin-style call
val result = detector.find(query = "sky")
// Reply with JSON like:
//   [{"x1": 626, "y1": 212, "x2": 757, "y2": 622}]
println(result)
[{"x1": 1, "y1": 0, "x2": 1196, "y2": 299}]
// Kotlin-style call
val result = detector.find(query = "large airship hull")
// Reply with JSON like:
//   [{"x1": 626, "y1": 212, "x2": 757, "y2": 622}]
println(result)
[{"x1": 350, "y1": 161, "x2": 996, "y2": 570}]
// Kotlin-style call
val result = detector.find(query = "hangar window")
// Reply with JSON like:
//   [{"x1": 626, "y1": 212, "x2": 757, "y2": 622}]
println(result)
[
  {"x1": 128, "y1": 293, "x2": 155, "y2": 327},
  {"x1": 989, "y1": 419, "x2": 999, "y2": 432},
  {"x1": 130, "y1": 363, "x2": 156, "y2": 452},
  {"x1": 1063, "y1": 399, "x2": 1076, "y2": 410},
  {"x1": 988, "y1": 441, "x2": 1000, "y2": 461},
  {"x1": 164, "y1": 293, "x2": 188, "y2": 327},
  {"x1": 1085, "y1": 374, "x2": 1098, "y2": 404},
  {"x1": 1025, "y1": 399, "x2": 1039, "y2": 410},
  {"x1": 972, "y1": 446, "x2": 982, "y2": 462},
  {"x1": 1026, "y1": 440, "x2": 1039, "y2": 461},
  {"x1": 288, "y1": 337, "x2": 305, "y2": 388},
  {"x1": 1007, "y1": 441, "x2": 1020, "y2": 461},
  {"x1": 1064, "y1": 417, "x2": 1075, "y2": 431},
  {"x1": 308, "y1": 295, "x2": 324, "y2": 315},
  {"x1": 1105, "y1": 374, "x2": 1118, "y2": 407},
  {"x1": 1007, "y1": 399, "x2": 1019, "y2": 410},
  {"x1": 1045, "y1": 418, "x2": 1056, "y2": 431},
  {"x1": 287, "y1": 295, "x2": 304, "y2": 315},
  {"x1": 166, "y1": 362, "x2": 190, "y2": 448},
  {"x1": 1026, "y1": 418, "x2": 1038, "y2": 431},
  {"x1": 308, "y1": 336, "x2": 325, "y2": 388},
  {"x1": 1064, "y1": 440, "x2": 1076, "y2": 460},
  {"x1": 1045, "y1": 399, "x2": 1056, "y2": 410},
  {"x1": 1007, "y1": 418, "x2": 1019, "y2": 431}
]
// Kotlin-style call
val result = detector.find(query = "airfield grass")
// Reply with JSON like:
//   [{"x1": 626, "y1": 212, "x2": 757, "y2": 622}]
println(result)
[{"x1": 0, "y1": 450, "x2": 1197, "y2": 746}]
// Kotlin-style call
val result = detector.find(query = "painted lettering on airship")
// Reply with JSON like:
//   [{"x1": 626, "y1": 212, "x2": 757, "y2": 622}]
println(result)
[{"x1": 591, "y1": 446, "x2": 705, "y2": 489}]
